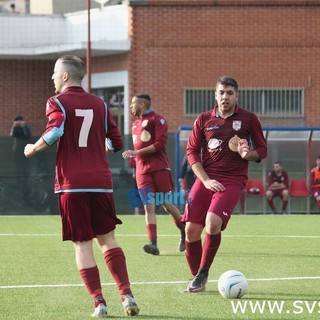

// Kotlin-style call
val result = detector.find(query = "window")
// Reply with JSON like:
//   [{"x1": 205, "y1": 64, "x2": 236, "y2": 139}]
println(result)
[
  {"x1": 184, "y1": 88, "x2": 304, "y2": 118},
  {"x1": 92, "y1": 86, "x2": 124, "y2": 109},
  {"x1": 92, "y1": 86, "x2": 124, "y2": 133}
]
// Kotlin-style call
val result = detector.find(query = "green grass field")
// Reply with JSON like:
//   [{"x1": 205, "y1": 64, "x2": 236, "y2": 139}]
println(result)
[{"x1": 0, "y1": 214, "x2": 319, "y2": 320}]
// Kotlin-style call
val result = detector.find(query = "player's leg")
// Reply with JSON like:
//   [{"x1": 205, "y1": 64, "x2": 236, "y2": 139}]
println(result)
[
  {"x1": 136, "y1": 172, "x2": 160, "y2": 255},
  {"x1": 92, "y1": 193, "x2": 139, "y2": 316},
  {"x1": 143, "y1": 202, "x2": 160, "y2": 255},
  {"x1": 59, "y1": 193, "x2": 108, "y2": 317},
  {"x1": 153, "y1": 169, "x2": 186, "y2": 251},
  {"x1": 281, "y1": 189, "x2": 289, "y2": 214},
  {"x1": 187, "y1": 183, "x2": 243, "y2": 293},
  {"x1": 185, "y1": 221, "x2": 204, "y2": 276},
  {"x1": 162, "y1": 202, "x2": 186, "y2": 251},
  {"x1": 74, "y1": 240, "x2": 107, "y2": 317},
  {"x1": 182, "y1": 179, "x2": 211, "y2": 291},
  {"x1": 266, "y1": 190, "x2": 276, "y2": 214},
  {"x1": 95, "y1": 232, "x2": 139, "y2": 316}
]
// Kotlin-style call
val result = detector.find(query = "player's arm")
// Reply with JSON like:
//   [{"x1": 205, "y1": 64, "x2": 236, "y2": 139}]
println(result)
[
  {"x1": 191, "y1": 162, "x2": 225, "y2": 192},
  {"x1": 247, "y1": 114, "x2": 268, "y2": 162},
  {"x1": 238, "y1": 139, "x2": 260, "y2": 161},
  {"x1": 187, "y1": 115, "x2": 225, "y2": 192},
  {"x1": 24, "y1": 137, "x2": 49, "y2": 158},
  {"x1": 25, "y1": 99, "x2": 64, "y2": 158},
  {"x1": 122, "y1": 145, "x2": 156, "y2": 158}
]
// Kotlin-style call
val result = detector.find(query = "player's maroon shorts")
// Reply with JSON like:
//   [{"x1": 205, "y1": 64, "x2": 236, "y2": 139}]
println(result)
[
  {"x1": 311, "y1": 186, "x2": 320, "y2": 198},
  {"x1": 181, "y1": 179, "x2": 244, "y2": 231},
  {"x1": 136, "y1": 169, "x2": 173, "y2": 193},
  {"x1": 58, "y1": 192, "x2": 122, "y2": 242},
  {"x1": 267, "y1": 188, "x2": 287, "y2": 198}
]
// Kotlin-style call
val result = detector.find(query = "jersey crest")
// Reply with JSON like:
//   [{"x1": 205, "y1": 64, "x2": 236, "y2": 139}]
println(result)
[{"x1": 232, "y1": 120, "x2": 241, "y2": 131}]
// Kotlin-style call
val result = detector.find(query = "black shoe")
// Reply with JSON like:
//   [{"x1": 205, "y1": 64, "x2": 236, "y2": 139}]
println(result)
[
  {"x1": 179, "y1": 230, "x2": 186, "y2": 252},
  {"x1": 186, "y1": 270, "x2": 208, "y2": 293},
  {"x1": 143, "y1": 243, "x2": 160, "y2": 255}
]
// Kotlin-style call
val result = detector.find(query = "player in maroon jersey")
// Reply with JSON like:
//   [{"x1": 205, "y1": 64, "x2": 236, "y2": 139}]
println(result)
[
  {"x1": 266, "y1": 161, "x2": 289, "y2": 214},
  {"x1": 24, "y1": 55, "x2": 139, "y2": 317},
  {"x1": 183, "y1": 76, "x2": 267, "y2": 293},
  {"x1": 122, "y1": 94, "x2": 185, "y2": 255}
]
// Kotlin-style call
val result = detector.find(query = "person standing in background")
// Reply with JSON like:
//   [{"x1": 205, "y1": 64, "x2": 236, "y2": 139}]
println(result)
[
  {"x1": 10, "y1": 115, "x2": 32, "y2": 204},
  {"x1": 24, "y1": 55, "x2": 139, "y2": 317}
]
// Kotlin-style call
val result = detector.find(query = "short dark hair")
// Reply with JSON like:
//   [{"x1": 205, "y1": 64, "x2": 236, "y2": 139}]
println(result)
[
  {"x1": 216, "y1": 76, "x2": 238, "y2": 92},
  {"x1": 135, "y1": 94, "x2": 151, "y2": 105},
  {"x1": 57, "y1": 55, "x2": 86, "y2": 81},
  {"x1": 14, "y1": 115, "x2": 23, "y2": 121}
]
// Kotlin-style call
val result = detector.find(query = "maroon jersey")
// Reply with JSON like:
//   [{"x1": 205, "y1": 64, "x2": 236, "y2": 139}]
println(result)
[
  {"x1": 132, "y1": 109, "x2": 170, "y2": 174},
  {"x1": 310, "y1": 166, "x2": 320, "y2": 187},
  {"x1": 42, "y1": 86, "x2": 123, "y2": 193},
  {"x1": 187, "y1": 104, "x2": 267, "y2": 187},
  {"x1": 268, "y1": 170, "x2": 289, "y2": 189}
]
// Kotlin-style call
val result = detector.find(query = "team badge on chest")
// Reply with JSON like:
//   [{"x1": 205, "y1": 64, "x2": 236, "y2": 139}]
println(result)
[
  {"x1": 232, "y1": 120, "x2": 241, "y2": 131},
  {"x1": 228, "y1": 135, "x2": 241, "y2": 152},
  {"x1": 141, "y1": 130, "x2": 151, "y2": 142}
]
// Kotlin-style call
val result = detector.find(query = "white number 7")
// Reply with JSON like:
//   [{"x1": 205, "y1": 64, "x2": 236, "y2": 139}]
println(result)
[{"x1": 75, "y1": 109, "x2": 93, "y2": 147}]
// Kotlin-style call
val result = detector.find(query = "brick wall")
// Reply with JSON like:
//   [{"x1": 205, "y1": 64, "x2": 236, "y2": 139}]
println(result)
[
  {"x1": 0, "y1": 59, "x2": 53, "y2": 136},
  {"x1": 129, "y1": 0, "x2": 320, "y2": 131}
]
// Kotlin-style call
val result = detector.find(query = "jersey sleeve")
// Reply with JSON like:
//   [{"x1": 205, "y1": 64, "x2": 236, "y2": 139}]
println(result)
[
  {"x1": 186, "y1": 115, "x2": 203, "y2": 166},
  {"x1": 249, "y1": 114, "x2": 267, "y2": 161},
  {"x1": 42, "y1": 97, "x2": 65, "y2": 146},
  {"x1": 152, "y1": 116, "x2": 168, "y2": 152}
]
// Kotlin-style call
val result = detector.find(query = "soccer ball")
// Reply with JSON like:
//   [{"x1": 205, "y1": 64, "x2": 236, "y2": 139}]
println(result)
[{"x1": 218, "y1": 270, "x2": 248, "y2": 299}]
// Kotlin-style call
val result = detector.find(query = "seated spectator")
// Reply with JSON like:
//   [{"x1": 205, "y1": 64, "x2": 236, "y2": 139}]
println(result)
[
  {"x1": 310, "y1": 155, "x2": 320, "y2": 208},
  {"x1": 266, "y1": 161, "x2": 289, "y2": 214}
]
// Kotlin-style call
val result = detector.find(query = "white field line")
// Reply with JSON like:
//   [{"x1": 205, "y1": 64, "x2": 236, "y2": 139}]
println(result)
[
  {"x1": 0, "y1": 233, "x2": 319, "y2": 239},
  {"x1": 1, "y1": 276, "x2": 320, "y2": 290}
]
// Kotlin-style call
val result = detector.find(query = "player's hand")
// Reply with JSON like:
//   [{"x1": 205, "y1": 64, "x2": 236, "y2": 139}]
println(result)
[
  {"x1": 203, "y1": 179, "x2": 225, "y2": 192},
  {"x1": 238, "y1": 139, "x2": 250, "y2": 159},
  {"x1": 24, "y1": 144, "x2": 35, "y2": 158},
  {"x1": 122, "y1": 150, "x2": 137, "y2": 159}
]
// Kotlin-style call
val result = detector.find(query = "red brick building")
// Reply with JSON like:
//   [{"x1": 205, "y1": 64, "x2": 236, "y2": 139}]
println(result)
[{"x1": 1, "y1": 0, "x2": 320, "y2": 136}]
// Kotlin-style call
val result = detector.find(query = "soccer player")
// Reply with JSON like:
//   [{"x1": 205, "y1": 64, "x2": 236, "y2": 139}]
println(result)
[
  {"x1": 183, "y1": 76, "x2": 267, "y2": 293},
  {"x1": 122, "y1": 94, "x2": 185, "y2": 255},
  {"x1": 24, "y1": 55, "x2": 139, "y2": 317},
  {"x1": 266, "y1": 161, "x2": 289, "y2": 214},
  {"x1": 310, "y1": 155, "x2": 320, "y2": 208}
]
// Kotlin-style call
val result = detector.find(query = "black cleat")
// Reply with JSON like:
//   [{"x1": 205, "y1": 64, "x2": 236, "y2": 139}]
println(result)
[
  {"x1": 143, "y1": 243, "x2": 160, "y2": 255},
  {"x1": 186, "y1": 270, "x2": 208, "y2": 293}
]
